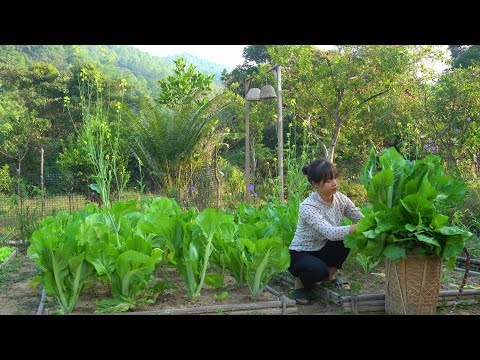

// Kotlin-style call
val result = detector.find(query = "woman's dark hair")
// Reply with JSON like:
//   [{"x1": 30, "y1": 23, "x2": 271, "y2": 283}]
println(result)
[{"x1": 302, "y1": 158, "x2": 338, "y2": 184}]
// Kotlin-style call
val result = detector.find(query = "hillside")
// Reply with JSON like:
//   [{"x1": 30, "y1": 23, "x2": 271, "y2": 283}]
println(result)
[{"x1": 0, "y1": 45, "x2": 229, "y2": 98}]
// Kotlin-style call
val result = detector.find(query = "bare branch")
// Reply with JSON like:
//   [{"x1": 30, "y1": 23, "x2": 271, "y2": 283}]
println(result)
[
  {"x1": 306, "y1": 114, "x2": 328, "y2": 158},
  {"x1": 345, "y1": 88, "x2": 392, "y2": 119}
]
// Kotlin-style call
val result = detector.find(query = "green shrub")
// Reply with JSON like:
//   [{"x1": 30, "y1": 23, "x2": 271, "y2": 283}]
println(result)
[
  {"x1": 0, "y1": 165, "x2": 12, "y2": 192},
  {"x1": 340, "y1": 179, "x2": 367, "y2": 206}
]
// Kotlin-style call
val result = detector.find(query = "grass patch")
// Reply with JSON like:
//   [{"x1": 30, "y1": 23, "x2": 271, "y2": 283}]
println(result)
[{"x1": 0, "y1": 258, "x2": 21, "y2": 291}]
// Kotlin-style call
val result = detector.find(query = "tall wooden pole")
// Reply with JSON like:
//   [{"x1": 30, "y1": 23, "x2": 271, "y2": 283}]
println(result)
[
  {"x1": 41, "y1": 147, "x2": 45, "y2": 217},
  {"x1": 214, "y1": 145, "x2": 221, "y2": 208},
  {"x1": 245, "y1": 78, "x2": 251, "y2": 203},
  {"x1": 273, "y1": 65, "x2": 284, "y2": 203}
]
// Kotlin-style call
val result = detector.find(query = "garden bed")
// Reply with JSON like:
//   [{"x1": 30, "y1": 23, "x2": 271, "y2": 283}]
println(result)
[
  {"x1": 37, "y1": 261, "x2": 298, "y2": 315},
  {"x1": 4, "y1": 250, "x2": 480, "y2": 315}
]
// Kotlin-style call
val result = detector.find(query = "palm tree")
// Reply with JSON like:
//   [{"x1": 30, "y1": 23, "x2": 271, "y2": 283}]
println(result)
[{"x1": 124, "y1": 94, "x2": 228, "y2": 191}]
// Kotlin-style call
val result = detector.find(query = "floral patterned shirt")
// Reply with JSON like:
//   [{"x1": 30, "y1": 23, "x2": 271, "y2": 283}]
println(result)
[{"x1": 289, "y1": 191, "x2": 364, "y2": 252}]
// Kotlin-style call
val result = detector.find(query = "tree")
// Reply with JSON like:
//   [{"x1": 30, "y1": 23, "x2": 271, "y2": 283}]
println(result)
[
  {"x1": 449, "y1": 45, "x2": 480, "y2": 69},
  {"x1": 125, "y1": 94, "x2": 229, "y2": 189},
  {"x1": 414, "y1": 66, "x2": 480, "y2": 179},
  {"x1": 268, "y1": 45, "x2": 445, "y2": 162},
  {"x1": 0, "y1": 89, "x2": 50, "y2": 172},
  {"x1": 243, "y1": 45, "x2": 271, "y2": 65},
  {"x1": 157, "y1": 58, "x2": 214, "y2": 110},
  {"x1": 221, "y1": 45, "x2": 271, "y2": 97}
]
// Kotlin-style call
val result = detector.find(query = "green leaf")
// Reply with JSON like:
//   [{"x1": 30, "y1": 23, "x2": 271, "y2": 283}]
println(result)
[
  {"x1": 204, "y1": 273, "x2": 224, "y2": 289},
  {"x1": 383, "y1": 245, "x2": 405, "y2": 261},
  {"x1": 95, "y1": 299, "x2": 135, "y2": 314},
  {"x1": 89, "y1": 183, "x2": 101, "y2": 193},
  {"x1": 435, "y1": 226, "x2": 468, "y2": 236},
  {"x1": 150, "y1": 248, "x2": 164, "y2": 266},
  {"x1": 344, "y1": 232, "x2": 368, "y2": 250},
  {"x1": 404, "y1": 223, "x2": 416, "y2": 232},
  {"x1": 415, "y1": 233, "x2": 440, "y2": 247},
  {"x1": 367, "y1": 169, "x2": 393, "y2": 206},
  {"x1": 114, "y1": 250, "x2": 156, "y2": 300},
  {"x1": 214, "y1": 291, "x2": 229, "y2": 302},
  {"x1": 442, "y1": 234, "x2": 467, "y2": 260},
  {"x1": 364, "y1": 238, "x2": 384, "y2": 257},
  {"x1": 430, "y1": 212, "x2": 449, "y2": 229},
  {"x1": 359, "y1": 146, "x2": 377, "y2": 189},
  {"x1": 356, "y1": 213, "x2": 376, "y2": 232},
  {"x1": 86, "y1": 243, "x2": 118, "y2": 278},
  {"x1": 362, "y1": 230, "x2": 378, "y2": 239}
]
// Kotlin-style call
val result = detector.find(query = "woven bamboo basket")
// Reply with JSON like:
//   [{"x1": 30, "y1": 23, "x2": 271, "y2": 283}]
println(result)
[{"x1": 385, "y1": 254, "x2": 442, "y2": 315}]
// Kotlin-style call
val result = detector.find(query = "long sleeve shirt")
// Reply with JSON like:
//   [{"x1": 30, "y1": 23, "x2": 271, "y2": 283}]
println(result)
[{"x1": 289, "y1": 191, "x2": 364, "y2": 252}]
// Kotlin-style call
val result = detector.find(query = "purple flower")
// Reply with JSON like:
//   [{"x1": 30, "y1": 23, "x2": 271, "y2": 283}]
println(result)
[
  {"x1": 431, "y1": 146, "x2": 437, "y2": 151},
  {"x1": 247, "y1": 185, "x2": 254, "y2": 192},
  {"x1": 467, "y1": 117, "x2": 471, "y2": 122},
  {"x1": 423, "y1": 144, "x2": 429, "y2": 149},
  {"x1": 206, "y1": 170, "x2": 211, "y2": 176},
  {"x1": 16, "y1": 168, "x2": 20, "y2": 173},
  {"x1": 428, "y1": 140, "x2": 433, "y2": 144},
  {"x1": 190, "y1": 186, "x2": 195, "y2": 192},
  {"x1": 253, "y1": 192, "x2": 258, "y2": 197},
  {"x1": 91, "y1": 191, "x2": 96, "y2": 196},
  {"x1": 455, "y1": 128, "x2": 459, "y2": 133}
]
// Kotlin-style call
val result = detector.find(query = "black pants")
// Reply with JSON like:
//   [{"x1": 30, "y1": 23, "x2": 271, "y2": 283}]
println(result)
[{"x1": 288, "y1": 240, "x2": 350, "y2": 290}]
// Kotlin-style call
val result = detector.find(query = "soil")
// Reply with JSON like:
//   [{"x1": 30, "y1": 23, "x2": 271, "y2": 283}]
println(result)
[
  {"x1": 0, "y1": 249, "x2": 280, "y2": 315},
  {"x1": 2, "y1": 249, "x2": 480, "y2": 315},
  {"x1": 0, "y1": 249, "x2": 39, "y2": 315},
  {"x1": 70, "y1": 265, "x2": 279, "y2": 315}
]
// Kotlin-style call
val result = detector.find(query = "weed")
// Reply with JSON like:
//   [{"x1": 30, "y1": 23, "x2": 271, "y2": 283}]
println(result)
[
  {"x1": 355, "y1": 253, "x2": 379, "y2": 274},
  {"x1": 437, "y1": 298, "x2": 448, "y2": 310},
  {"x1": 348, "y1": 281, "x2": 363, "y2": 294},
  {"x1": 441, "y1": 271, "x2": 452, "y2": 285},
  {"x1": 214, "y1": 291, "x2": 229, "y2": 302}
]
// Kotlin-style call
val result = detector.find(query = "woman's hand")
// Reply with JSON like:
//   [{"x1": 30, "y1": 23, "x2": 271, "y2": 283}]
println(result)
[{"x1": 349, "y1": 224, "x2": 357, "y2": 233}]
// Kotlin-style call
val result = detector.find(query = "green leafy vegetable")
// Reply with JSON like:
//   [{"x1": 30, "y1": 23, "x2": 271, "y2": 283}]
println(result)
[{"x1": 345, "y1": 147, "x2": 473, "y2": 268}]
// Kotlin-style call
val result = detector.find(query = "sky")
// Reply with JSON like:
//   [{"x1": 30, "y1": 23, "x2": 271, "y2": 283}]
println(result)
[{"x1": 134, "y1": 45, "x2": 247, "y2": 68}]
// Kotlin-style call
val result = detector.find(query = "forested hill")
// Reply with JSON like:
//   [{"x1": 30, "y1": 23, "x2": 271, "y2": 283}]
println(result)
[
  {"x1": 0, "y1": 45, "x2": 229, "y2": 97},
  {"x1": 161, "y1": 52, "x2": 233, "y2": 80}
]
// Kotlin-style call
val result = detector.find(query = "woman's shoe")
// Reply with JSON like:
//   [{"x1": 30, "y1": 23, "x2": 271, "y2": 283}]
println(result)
[{"x1": 291, "y1": 288, "x2": 311, "y2": 305}]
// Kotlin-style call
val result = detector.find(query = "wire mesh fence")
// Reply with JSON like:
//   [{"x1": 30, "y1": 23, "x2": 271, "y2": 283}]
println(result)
[{"x1": 0, "y1": 164, "x2": 224, "y2": 240}]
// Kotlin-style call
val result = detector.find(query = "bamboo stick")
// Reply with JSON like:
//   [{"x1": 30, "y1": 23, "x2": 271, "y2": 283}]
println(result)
[
  {"x1": 343, "y1": 305, "x2": 385, "y2": 313},
  {"x1": 227, "y1": 307, "x2": 298, "y2": 315},
  {"x1": 343, "y1": 300, "x2": 385, "y2": 307},
  {"x1": 280, "y1": 276, "x2": 294, "y2": 286},
  {"x1": 121, "y1": 300, "x2": 295, "y2": 315},
  {"x1": 343, "y1": 297, "x2": 479, "y2": 311},
  {"x1": 311, "y1": 285, "x2": 341, "y2": 304},
  {"x1": 342, "y1": 289, "x2": 480, "y2": 304},
  {"x1": 438, "y1": 289, "x2": 480, "y2": 296},
  {"x1": 341, "y1": 293, "x2": 384, "y2": 303},
  {"x1": 265, "y1": 285, "x2": 282, "y2": 298},
  {"x1": 343, "y1": 299, "x2": 479, "y2": 313},
  {"x1": 457, "y1": 257, "x2": 480, "y2": 265},
  {"x1": 453, "y1": 267, "x2": 480, "y2": 276}
]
